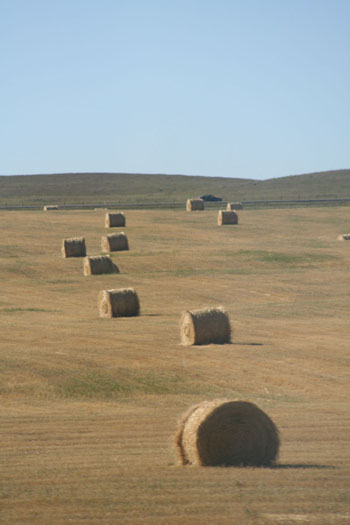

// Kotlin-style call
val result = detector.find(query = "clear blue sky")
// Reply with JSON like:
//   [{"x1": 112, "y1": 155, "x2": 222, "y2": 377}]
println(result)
[{"x1": 1, "y1": 0, "x2": 349, "y2": 179}]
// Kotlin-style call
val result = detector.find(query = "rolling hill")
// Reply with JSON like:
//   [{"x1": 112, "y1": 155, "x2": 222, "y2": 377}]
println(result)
[{"x1": 0, "y1": 169, "x2": 349, "y2": 206}]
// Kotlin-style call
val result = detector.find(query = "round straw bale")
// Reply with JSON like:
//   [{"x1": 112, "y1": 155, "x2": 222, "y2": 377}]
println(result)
[
  {"x1": 180, "y1": 307, "x2": 231, "y2": 345},
  {"x1": 337, "y1": 233, "x2": 350, "y2": 241},
  {"x1": 175, "y1": 399, "x2": 279, "y2": 467},
  {"x1": 218, "y1": 210, "x2": 238, "y2": 225},
  {"x1": 98, "y1": 288, "x2": 140, "y2": 318},
  {"x1": 62, "y1": 237, "x2": 86, "y2": 258},
  {"x1": 226, "y1": 202, "x2": 243, "y2": 211},
  {"x1": 101, "y1": 232, "x2": 129, "y2": 252},
  {"x1": 43, "y1": 205, "x2": 59, "y2": 211},
  {"x1": 186, "y1": 199, "x2": 204, "y2": 211},
  {"x1": 83, "y1": 255, "x2": 119, "y2": 276},
  {"x1": 105, "y1": 212, "x2": 126, "y2": 228}
]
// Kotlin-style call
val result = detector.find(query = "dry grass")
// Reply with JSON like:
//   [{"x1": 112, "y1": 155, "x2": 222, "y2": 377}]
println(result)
[{"x1": 0, "y1": 207, "x2": 349, "y2": 523}]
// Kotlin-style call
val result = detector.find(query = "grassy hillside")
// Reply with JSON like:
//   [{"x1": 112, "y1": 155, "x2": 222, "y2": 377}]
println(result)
[
  {"x1": 0, "y1": 172, "x2": 251, "y2": 206},
  {"x1": 255, "y1": 169, "x2": 350, "y2": 200},
  {"x1": 0, "y1": 207, "x2": 349, "y2": 522},
  {"x1": 0, "y1": 169, "x2": 350, "y2": 206}
]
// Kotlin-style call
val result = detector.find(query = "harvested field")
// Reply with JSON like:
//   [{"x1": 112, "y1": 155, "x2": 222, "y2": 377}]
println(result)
[{"x1": 0, "y1": 207, "x2": 349, "y2": 524}]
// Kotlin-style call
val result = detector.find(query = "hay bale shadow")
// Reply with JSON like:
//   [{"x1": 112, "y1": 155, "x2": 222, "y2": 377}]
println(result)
[{"x1": 271, "y1": 464, "x2": 336, "y2": 470}]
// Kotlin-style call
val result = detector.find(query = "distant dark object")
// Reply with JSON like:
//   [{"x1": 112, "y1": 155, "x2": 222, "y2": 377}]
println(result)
[{"x1": 200, "y1": 194, "x2": 222, "y2": 202}]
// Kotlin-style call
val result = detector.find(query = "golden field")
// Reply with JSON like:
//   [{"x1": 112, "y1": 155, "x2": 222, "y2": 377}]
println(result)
[{"x1": 0, "y1": 207, "x2": 349, "y2": 524}]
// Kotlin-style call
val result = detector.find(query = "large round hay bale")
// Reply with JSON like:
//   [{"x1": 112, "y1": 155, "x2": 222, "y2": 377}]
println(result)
[
  {"x1": 337, "y1": 233, "x2": 350, "y2": 241},
  {"x1": 62, "y1": 237, "x2": 86, "y2": 258},
  {"x1": 105, "y1": 212, "x2": 125, "y2": 228},
  {"x1": 186, "y1": 199, "x2": 204, "y2": 211},
  {"x1": 101, "y1": 232, "x2": 129, "y2": 252},
  {"x1": 83, "y1": 255, "x2": 119, "y2": 276},
  {"x1": 226, "y1": 202, "x2": 243, "y2": 211},
  {"x1": 180, "y1": 307, "x2": 231, "y2": 345},
  {"x1": 175, "y1": 399, "x2": 280, "y2": 467},
  {"x1": 218, "y1": 210, "x2": 238, "y2": 225},
  {"x1": 98, "y1": 288, "x2": 140, "y2": 318},
  {"x1": 43, "y1": 205, "x2": 59, "y2": 211}
]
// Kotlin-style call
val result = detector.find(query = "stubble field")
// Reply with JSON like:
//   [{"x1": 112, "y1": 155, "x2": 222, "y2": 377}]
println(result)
[{"x1": 0, "y1": 207, "x2": 349, "y2": 524}]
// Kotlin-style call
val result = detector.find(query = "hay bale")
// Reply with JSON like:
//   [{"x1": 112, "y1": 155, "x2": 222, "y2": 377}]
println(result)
[
  {"x1": 218, "y1": 210, "x2": 238, "y2": 225},
  {"x1": 227, "y1": 202, "x2": 243, "y2": 210},
  {"x1": 180, "y1": 307, "x2": 231, "y2": 345},
  {"x1": 186, "y1": 199, "x2": 204, "y2": 211},
  {"x1": 175, "y1": 399, "x2": 280, "y2": 467},
  {"x1": 101, "y1": 232, "x2": 129, "y2": 252},
  {"x1": 83, "y1": 256, "x2": 119, "y2": 276},
  {"x1": 105, "y1": 212, "x2": 125, "y2": 227},
  {"x1": 98, "y1": 288, "x2": 140, "y2": 318},
  {"x1": 43, "y1": 205, "x2": 59, "y2": 211},
  {"x1": 62, "y1": 237, "x2": 86, "y2": 258},
  {"x1": 337, "y1": 233, "x2": 350, "y2": 241}
]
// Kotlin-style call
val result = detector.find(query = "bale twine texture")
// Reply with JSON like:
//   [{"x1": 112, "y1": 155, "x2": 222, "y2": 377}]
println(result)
[
  {"x1": 175, "y1": 399, "x2": 280, "y2": 467},
  {"x1": 101, "y1": 232, "x2": 129, "y2": 252},
  {"x1": 83, "y1": 256, "x2": 119, "y2": 276},
  {"x1": 337, "y1": 233, "x2": 350, "y2": 241},
  {"x1": 98, "y1": 288, "x2": 140, "y2": 318},
  {"x1": 226, "y1": 202, "x2": 243, "y2": 210},
  {"x1": 62, "y1": 237, "x2": 86, "y2": 258},
  {"x1": 186, "y1": 199, "x2": 204, "y2": 211},
  {"x1": 43, "y1": 205, "x2": 59, "y2": 211},
  {"x1": 218, "y1": 210, "x2": 238, "y2": 225},
  {"x1": 180, "y1": 307, "x2": 231, "y2": 345},
  {"x1": 105, "y1": 212, "x2": 125, "y2": 228}
]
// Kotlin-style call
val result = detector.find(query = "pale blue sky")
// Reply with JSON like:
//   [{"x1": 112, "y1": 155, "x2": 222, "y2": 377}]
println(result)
[{"x1": 1, "y1": 0, "x2": 349, "y2": 179}]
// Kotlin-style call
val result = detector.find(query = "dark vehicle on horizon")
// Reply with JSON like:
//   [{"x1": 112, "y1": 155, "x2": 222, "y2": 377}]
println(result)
[{"x1": 200, "y1": 194, "x2": 222, "y2": 202}]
